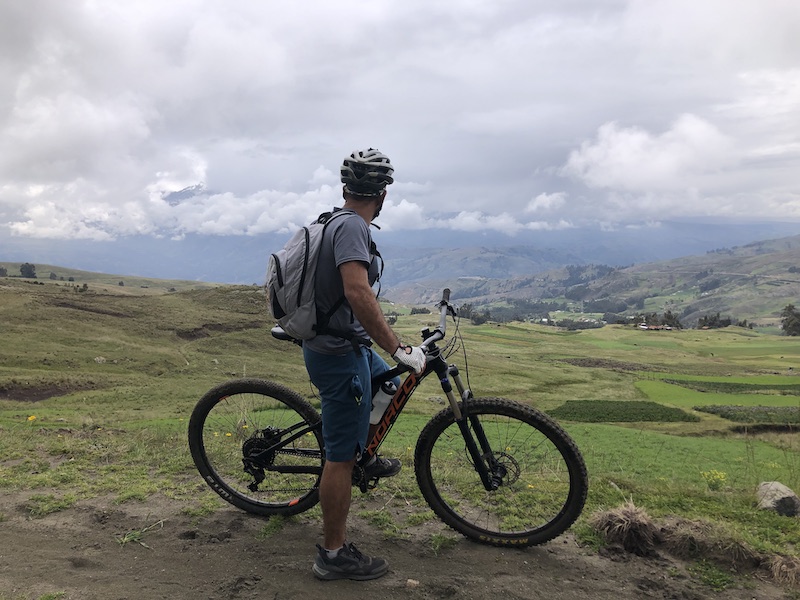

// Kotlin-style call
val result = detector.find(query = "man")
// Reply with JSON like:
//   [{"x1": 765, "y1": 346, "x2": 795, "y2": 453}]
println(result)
[{"x1": 303, "y1": 148, "x2": 426, "y2": 581}]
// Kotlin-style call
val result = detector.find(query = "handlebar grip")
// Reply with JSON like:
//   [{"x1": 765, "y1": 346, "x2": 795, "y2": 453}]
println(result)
[{"x1": 442, "y1": 288, "x2": 451, "y2": 303}]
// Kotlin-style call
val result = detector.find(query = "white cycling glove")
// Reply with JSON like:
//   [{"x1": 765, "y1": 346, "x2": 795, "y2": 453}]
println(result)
[{"x1": 392, "y1": 344, "x2": 426, "y2": 374}]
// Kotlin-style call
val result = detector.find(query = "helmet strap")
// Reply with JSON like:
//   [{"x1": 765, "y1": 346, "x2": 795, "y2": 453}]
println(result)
[{"x1": 372, "y1": 195, "x2": 385, "y2": 220}]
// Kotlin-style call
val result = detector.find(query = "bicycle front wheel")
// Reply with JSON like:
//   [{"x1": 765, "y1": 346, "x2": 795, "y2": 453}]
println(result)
[
  {"x1": 415, "y1": 397, "x2": 587, "y2": 547},
  {"x1": 188, "y1": 378, "x2": 323, "y2": 516}
]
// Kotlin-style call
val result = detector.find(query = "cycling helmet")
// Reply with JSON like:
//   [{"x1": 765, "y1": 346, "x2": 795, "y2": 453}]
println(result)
[{"x1": 340, "y1": 148, "x2": 394, "y2": 196}]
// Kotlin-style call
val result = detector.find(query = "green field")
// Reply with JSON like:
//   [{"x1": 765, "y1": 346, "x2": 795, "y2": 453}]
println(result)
[{"x1": 2, "y1": 274, "x2": 800, "y2": 562}]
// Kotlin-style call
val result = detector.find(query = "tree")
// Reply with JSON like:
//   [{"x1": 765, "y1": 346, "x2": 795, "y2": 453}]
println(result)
[
  {"x1": 781, "y1": 304, "x2": 800, "y2": 336},
  {"x1": 697, "y1": 312, "x2": 731, "y2": 329},
  {"x1": 20, "y1": 263, "x2": 36, "y2": 278},
  {"x1": 661, "y1": 310, "x2": 683, "y2": 329},
  {"x1": 0, "y1": 266, "x2": 7, "y2": 277},
  {"x1": 458, "y1": 303, "x2": 474, "y2": 319},
  {"x1": 471, "y1": 310, "x2": 491, "y2": 325}
]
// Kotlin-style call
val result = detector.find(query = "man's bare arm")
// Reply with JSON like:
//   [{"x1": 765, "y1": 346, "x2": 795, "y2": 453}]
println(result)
[{"x1": 339, "y1": 261, "x2": 400, "y2": 354}]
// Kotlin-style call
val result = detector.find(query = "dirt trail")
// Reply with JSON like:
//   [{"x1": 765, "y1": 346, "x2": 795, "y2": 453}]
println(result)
[{"x1": 0, "y1": 493, "x2": 791, "y2": 600}]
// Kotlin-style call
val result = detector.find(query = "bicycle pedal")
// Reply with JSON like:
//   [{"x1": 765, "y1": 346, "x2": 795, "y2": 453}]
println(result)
[{"x1": 351, "y1": 468, "x2": 378, "y2": 493}]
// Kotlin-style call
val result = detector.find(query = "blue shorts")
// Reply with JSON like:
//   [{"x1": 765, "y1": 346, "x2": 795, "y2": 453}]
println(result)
[{"x1": 303, "y1": 346, "x2": 396, "y2": 462}]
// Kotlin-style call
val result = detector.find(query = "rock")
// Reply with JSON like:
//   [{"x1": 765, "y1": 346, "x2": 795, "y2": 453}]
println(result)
[{"x1": 756, "y1": 481, "x2": 800, "y2": 517}]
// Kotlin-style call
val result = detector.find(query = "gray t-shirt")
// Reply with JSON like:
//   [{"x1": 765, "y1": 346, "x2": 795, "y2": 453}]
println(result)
[{"x1": 304, "y1": 209, "x2": 381, "y2": 355}]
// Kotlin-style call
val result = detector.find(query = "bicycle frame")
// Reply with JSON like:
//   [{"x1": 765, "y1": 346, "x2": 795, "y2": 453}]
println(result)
[
  {"x1": 359, "y1": 289, "x2": 504, "y2": 492},
  {"x1": 364, "y1": 289, "x2": 457, "y2": 453},
  {"x1": 364, "y1": 358, "x2": 501, "y2": 492}
]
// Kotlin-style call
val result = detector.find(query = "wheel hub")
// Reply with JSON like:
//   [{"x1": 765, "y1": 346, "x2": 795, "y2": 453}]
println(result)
[{"x1": 488, "y1": 451, "x2": 520, "y2": 488}]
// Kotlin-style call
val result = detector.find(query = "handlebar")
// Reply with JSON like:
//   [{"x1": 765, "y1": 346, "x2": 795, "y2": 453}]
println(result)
[{"x1": 420, "y1": 288, "x2": 455, "y2": 351}]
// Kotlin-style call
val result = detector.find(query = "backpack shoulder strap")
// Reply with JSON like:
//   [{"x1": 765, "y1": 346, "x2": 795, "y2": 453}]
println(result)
[
  {"x1": 312, "y1": 209, "x2": 373, "y2": 349},
  {"x1": 315, "y1": 208, "x2": 354, "y2": 227}
]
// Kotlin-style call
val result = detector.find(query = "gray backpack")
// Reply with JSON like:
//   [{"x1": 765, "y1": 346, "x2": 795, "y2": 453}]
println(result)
[{"x1": 266, "y1": 210, "x2": 353, "y2": 340}]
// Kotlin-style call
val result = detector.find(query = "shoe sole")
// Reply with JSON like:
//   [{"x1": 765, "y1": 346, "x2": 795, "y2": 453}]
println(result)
[
  {"x1": 312, "y1": 562, "x2": 389, "y2": 581},
  {"x1": 364, "y1": 471, "x2": 401, "y2": 479}
]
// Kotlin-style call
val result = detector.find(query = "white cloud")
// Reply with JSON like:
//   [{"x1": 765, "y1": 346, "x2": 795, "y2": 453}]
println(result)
[
  {"x1": 562, "y1": 114, "x2": 736, "y2": 193},
  {"x1": 444, "y1": 211, "x2": 571, "y2": 235},
  {"x1": 378, "y1": 198, "x2": 431, "y2": 232},
  {"x1": 525, "y1": 219, "x2": 573, "y2": 231},
  {"x1": 526, "y1": 192, "x2": 567, "y2": 214},
  {"x1": 1, "y1": 0, "x2": 800, "y2": 245},
  {"x1": 309, "y1": 166, "x2": 336, "y2": 187}
]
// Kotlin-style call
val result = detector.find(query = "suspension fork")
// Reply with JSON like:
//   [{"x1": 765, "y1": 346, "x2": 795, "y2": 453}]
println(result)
[{"x1": 437, "y1": 361, "x2": 502, "y2": 491}]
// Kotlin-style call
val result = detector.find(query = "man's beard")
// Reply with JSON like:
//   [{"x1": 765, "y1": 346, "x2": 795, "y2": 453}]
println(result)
[{"x1": 373, "y1": 198, "x2": 385, "y2": 220}]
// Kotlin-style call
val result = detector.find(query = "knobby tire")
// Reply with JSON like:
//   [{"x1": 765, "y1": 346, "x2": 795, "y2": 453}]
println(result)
[
  {"x1": 188, "y1": 378, "x2": 323, "y2": 516},
  {"x1": 415, "y1": 398, "x2": 588, "y2": 547}
]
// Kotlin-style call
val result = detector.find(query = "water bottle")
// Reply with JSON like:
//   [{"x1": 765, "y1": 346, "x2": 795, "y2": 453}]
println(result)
[{"x1": 369, "y1": 381, "x2": 397, "y2": 425}]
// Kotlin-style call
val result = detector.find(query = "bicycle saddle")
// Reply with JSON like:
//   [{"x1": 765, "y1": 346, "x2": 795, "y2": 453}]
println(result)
[{"x1": 271, "y1": 326, "x2": 295, "y2": 342}]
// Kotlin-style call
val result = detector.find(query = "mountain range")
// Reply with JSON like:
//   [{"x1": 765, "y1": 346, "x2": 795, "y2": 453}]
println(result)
[
  {"x1": 3, "y1": 219, "x2": 800, "y2": 287},
  {"x1": 384, "y1": 234, "x2": 800, "y2": 327},
  {"x1": 3, "y1": 219, "x2": 800, "y2": 326}
]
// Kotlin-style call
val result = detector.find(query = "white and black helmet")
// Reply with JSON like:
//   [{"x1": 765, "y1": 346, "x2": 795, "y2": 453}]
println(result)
[{"x1": 341, "y1": 148, "x2": 394, "y2": 196}]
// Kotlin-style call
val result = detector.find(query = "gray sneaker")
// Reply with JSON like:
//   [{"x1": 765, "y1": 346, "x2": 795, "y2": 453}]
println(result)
[
  {"x1": 364, "y1": 456, "x2": 402, "y2": 479},
  {"x1": 312, "y1": 542, "x2": 389, "y2": 581}
]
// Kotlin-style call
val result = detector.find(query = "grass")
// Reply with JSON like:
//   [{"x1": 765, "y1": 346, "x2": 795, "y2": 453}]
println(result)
[
  {"x1": 569, "y1": 423, "x2": 800, "y2": 557},
  {"x1": 2, "y1": 278, "x2": 800, "y2": 578},
  {"x1": 24, "y1": 494, "x2": 77, "y2": 517},
  {"x1": 427, "y1": 532, "x2": 460, "y2": 555},
  {"x1": 572, "y1": 424, "x2": 800, "y2": 493},
  {"x1": 695, "y1": 405, "x2": 800, "y2": 424},
  {"x1": 689, "y1": 559, "x2": 737, "y2": 591},
  {"x1": 664, "y1": 379, "x2": 800, "y2": 395},
  {"x1": 636, "y1": 380, "x2": 800, "y2": 409},
  {"x1": 358, "y1": 508, "x2": 406, "y2": 539},
  {"x1": 114, "y1": 519, "x2": 165, "y2": 548},
  {"x1": 548, "y1": 400, "x2": 700, "y2": 422},
  {"x1": 257, "y1": 515, "x2": 293, "y2": 538}
]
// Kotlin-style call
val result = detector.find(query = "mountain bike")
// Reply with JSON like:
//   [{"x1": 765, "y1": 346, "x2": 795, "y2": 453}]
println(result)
[{"x1": 188, "y1": 289, "x2": 588, "y2": 547}]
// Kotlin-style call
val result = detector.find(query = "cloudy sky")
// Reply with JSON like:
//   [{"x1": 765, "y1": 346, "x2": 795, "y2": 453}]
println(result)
[{"x1": 1, "y1": 0, "x2": 799, "y2": 245}]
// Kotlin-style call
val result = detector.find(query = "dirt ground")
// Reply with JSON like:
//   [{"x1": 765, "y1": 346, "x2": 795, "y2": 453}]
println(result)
[{"x1": 0, "y1": 491, "x2": 794, "y2": 600}]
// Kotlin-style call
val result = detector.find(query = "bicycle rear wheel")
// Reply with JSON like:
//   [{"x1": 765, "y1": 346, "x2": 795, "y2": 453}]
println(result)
[
  {"x1": 188, "y1": 378, "x2": 323, "y2": 516},
  {"x1": 415, "y1": 397, "x2": 587, "y2": 547}
]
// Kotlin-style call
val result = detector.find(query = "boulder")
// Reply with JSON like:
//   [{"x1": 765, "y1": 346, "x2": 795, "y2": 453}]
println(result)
[{"x1": 756, "y1": 481, "x2": 800, "y2": 517}]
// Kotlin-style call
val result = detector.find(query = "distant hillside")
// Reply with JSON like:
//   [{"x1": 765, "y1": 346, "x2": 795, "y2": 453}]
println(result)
[
  {"x1": 384, "y1": 235, "x2": 800, "y2": 326},
  {"x1": 382, "y1": 245, "x2": 583, "y2": 285},
  {"x1": 5, "y1": 232, "x2": 800, "y2": 327},
  {"x1": 4, "y1": 219, "x2": 800, "y2": 285},
  {"x1": 0, "y1": 261, "x2": 220, "y2": 295}
]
